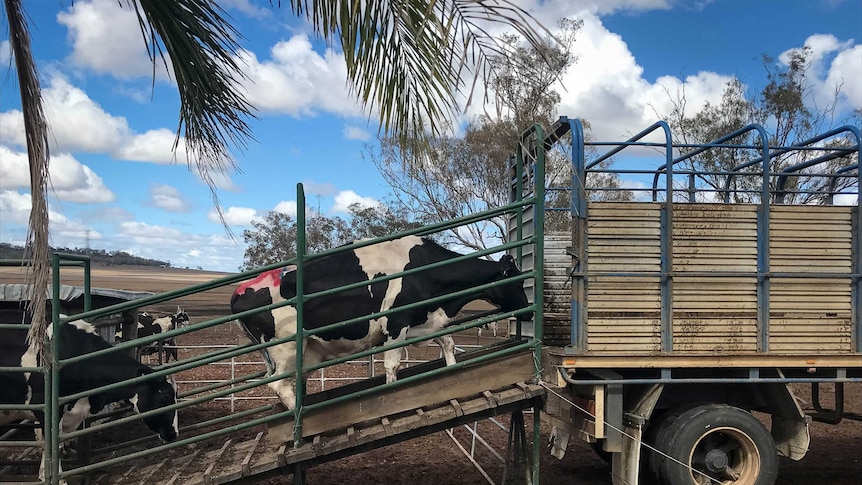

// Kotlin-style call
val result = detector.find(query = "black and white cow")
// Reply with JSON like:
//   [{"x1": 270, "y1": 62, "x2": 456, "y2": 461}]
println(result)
[
  {"x1": 116, "y1": 308, "x2": 189, "y2": 363},
  {"x1": 0, "y1": 309, "x2": 179, "y2": 481},
  {"x1": 230, "y1": 235, "x2": 530, "y2": 409}
]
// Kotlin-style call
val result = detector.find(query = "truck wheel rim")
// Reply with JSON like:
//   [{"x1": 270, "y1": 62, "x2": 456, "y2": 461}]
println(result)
[{"x1": 687, "y1": 426, "x2": 761, "y2": 485}]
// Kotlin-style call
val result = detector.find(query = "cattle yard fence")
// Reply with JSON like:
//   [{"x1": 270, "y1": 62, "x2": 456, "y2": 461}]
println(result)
[
  {"x1": 160, "y1": 342, "x2": 495, "y2": 413},
  {"x1": 0, "y1": 124, "x2": 547, "y2": 485}
]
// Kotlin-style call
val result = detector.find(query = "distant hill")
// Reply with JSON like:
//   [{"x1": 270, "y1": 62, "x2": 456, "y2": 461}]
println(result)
[{"x1": 0, "y1": 243, "x2": 170, "y2": 268}]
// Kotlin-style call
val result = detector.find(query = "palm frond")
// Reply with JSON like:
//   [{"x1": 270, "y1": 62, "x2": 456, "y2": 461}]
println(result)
[
  {"x1": 125, "y1": 0, "x2": 256, "y2": 189},
  {"x1": 4, "y1": 0, "x2": 52, "y2": 358},
  {"x1": 293, "y1": 0, "x2": 548, "y2": 143}
]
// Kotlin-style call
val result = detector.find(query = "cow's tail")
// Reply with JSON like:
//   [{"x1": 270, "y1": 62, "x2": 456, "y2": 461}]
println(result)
[{"x1": 232, "y1": 318, "x2": 275, "y2": 374}]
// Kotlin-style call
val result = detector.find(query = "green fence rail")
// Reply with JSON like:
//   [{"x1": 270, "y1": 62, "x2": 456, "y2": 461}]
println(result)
[{"x1": 0, "y1": 123, "x2": 548, "y2": 484}]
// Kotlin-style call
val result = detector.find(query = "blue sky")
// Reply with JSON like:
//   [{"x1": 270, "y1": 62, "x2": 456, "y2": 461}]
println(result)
[{"x1": 1, "y1": 0, "x2": 860, "y2": 272}]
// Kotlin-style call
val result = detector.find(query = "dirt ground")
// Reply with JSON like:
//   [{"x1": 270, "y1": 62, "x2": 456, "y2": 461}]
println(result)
[{"x1": 1, "y1": 266, "x2": 860, "y2": 484}]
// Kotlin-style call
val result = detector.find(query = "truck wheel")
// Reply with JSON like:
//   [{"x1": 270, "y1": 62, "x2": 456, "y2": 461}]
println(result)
[
  {"x1": 645, "y1": 404, "x2": 701, "y2": 482},
  {"x1": 657, "y1": 404, "x2": 778, "y2": 485}
]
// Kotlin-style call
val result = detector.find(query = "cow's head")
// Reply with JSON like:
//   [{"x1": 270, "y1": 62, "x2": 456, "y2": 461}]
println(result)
[
  {"x1": 131, "y1": 369, "x2": 179, "y2": 442},
  {"x1": 483, "y1": 255, "x2": 531, "y2": 321},
  {"x1": 172, "y1": 307, "x2": 190, "y2": 328}
]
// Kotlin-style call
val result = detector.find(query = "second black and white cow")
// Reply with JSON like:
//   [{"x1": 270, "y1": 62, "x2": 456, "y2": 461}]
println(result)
[
  {"x1": 116, "y1": 308, "x2": 189, "y2": 363},
  {"x1": 0, "y1": 309, "x2": 179, "y2": 481},
  {"x1": 230, "y1": 235, "x2": 530, "y2": 409}
]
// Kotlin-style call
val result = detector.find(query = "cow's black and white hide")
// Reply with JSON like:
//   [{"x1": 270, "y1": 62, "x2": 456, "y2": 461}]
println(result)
[
  {"x1": 0, "y1": 309, "x2": 179, "y2": 482},
  {"x1": 116, "y1": 308, "x2": 189, "y2": 363},
  {"x1": 230, "y1": 236, "x2": 530, "y2": 409}
]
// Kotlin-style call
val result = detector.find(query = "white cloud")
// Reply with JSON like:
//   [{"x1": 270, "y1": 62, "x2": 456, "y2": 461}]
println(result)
[
  {"x1": 1, "y1": 75, "x2": 131, "y2": 153},
  {"x1": 302, "y1": 181, "x2": 337, "y2": 196},
  {"x1": 194, "y1": 166, "x2": 238, "y2": 192},
  {"x1": 0, "y1": 76, "x2": 194, "y2": 164},
  {"x1": 119, "y1": 221, "x2": 185, "y2": 245},
  {"x1": 0, "y1": 75, "x2": 236, "y2": 190},
  {"x1": 116, "y1": 129, "x2": 189, "y2": 165},
  {"x1": 0, "y1": 146, "x2": 30, "y2": 189},
  {"x1": 833, "y1": 193, "x2": 858, "y2": 205},
  {"x1": 0, "y1": 192, "x2": 242, "y2": 271},
  {"x1": 648, "y1": 71, "x2": 735, "y2": 118},
  {"x1": 76, "y1": 206, "x2": 135, "y2": 223},
  {"x1": 0, "y1": 146, "x2": 114, "y2": 203},
  {"x1": 40, "y1": 75, "x2": 132, "y2": 152},
  {"x1": 207, "y1": 206, "x2": 259, "y2": 226},
  {"x1": 452, "y1": 11, "x2": 733, "y2": 143},
  {"x1": 827, "y1": 45, "x2": 862, "y2": 110},
  {"x1": 779, "y1": 33, "x2": 850, "y2": 67},
  {"x1": 0, "y1": 190, "x2": 33, "y2": 225},
  {"x1": 51, "y1": 221, "x2": 101, "y2": 244},
  {"x1": 331, "y1": 190, "x2": 379, "y2": 213},
  {"x1": 273, "y1": 200, "x2": 297, "y2": 218},
  {"x1": 113, "y1": 222, "x2": 243, "y2": 271},
  {"x1": 56, "y1": 0, "x2": 171, "y2": 79},
  {"x1": 148, "y1": 184, "x2": 192, "y2": 213},
  {"x1": 0, "y1": 40, "x2": 9, "y2": 65},
  {"x1": 38, "y1": 0, "x2": 752, "y2": 156},
  {"x1": 0, "y1": 190, "x2": 95, "y2": 241},
  {"x1": 344, "y1": 125, "x2": 371, "y2": 141},
  {"x1": 555, "y1": 13, "x2": 733, "y2": 141},
  {"x1": 0, "y1": 109, "x2": 25, "y2": 148},
  {"x1": 519, "y1": 0, "x2": 712, "y2": 22},
  {"x1": 236, "y1": 35, "x2": 363, "y2": 118},
  {"x1": 778, "y1": 34, "x2": 862, "y2": 112},
  {"x1": 47, "y1": 154, "x2": 115, "y2": 203},
  {"x1": 220, "y1": 0, "x2": 272, "y2": 19}
]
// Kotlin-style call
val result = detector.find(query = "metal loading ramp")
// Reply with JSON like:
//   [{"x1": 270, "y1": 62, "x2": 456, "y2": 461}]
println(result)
[{"x1": 95, "y1": 342, "x2": 545, "y2": 485}]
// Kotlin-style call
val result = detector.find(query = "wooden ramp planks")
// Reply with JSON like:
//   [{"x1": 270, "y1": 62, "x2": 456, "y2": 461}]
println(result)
[
  {"x1": 98, "y1": 383, "x2": 544, "y2": 485},
  {"x1": 267, "y1": 343, "x2": 536, "y2": 441},
  {"x1": 98, "y1": 344, "x2": 543, "y2": 485}
]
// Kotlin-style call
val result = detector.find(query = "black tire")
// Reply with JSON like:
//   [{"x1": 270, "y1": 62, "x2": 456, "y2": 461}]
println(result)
[
  {"x1": 642, "y1": 410, "x2": 674, "y2": 485},
  {"x1": 644, "y1": 404, "x2": 702, "y2": 483},
  {"x1": 655, "y1": 404, "x2": 778, "y2": 485}
]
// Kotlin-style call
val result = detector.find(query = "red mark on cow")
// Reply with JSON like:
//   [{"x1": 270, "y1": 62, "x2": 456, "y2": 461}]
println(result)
[{"x1": 234, "y1": 268, "x2": 284, "y2": 297}]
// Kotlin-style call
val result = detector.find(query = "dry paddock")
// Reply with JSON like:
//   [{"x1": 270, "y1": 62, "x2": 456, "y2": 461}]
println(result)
[{"x1": 0, "y1": 266, "x2": 860, "y2": 484}]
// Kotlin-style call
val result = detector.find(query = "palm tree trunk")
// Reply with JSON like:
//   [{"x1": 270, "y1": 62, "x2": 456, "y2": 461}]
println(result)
[{"x1": 5, "y1": 0, "x2": 52, "y2": 359}]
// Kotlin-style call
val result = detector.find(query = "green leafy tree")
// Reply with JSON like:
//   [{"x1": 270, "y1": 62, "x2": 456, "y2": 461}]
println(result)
[
  {"x1": 240, "y1": 212, "x2": 300, "y2": 271},
  {"x1": 664, "y1": 48, "x2": 858, "y2": 203},
  {"x1": 371, "y1": 19, "x2": 585, "y2": 251},
  {"x1": 3, "y1": 0, "x2": 547, "y2": 353},
  {"x1": 344, "y1": 202, "x2": 422, "y2": 239},
  {"x1": 240, "y1": 203, "x2": 420, "y2": 270}
]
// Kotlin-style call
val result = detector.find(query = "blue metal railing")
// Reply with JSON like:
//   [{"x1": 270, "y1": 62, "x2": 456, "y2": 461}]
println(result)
[{"x1": 544, "y1": 115, "x2": 861, "y2": 357}]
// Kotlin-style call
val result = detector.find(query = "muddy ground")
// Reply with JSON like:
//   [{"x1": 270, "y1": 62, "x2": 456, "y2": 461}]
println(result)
[{"x1": 0, "y1": 266, "x2": 859, "y2": 484}]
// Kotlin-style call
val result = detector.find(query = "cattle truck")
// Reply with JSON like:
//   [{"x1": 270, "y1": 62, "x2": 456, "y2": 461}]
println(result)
[{"x1": 512, "y1": 117, "x2": 862, "y2": 485}]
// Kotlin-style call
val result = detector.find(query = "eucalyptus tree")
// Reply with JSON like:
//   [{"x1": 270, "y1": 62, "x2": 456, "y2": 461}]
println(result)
[
  {"x1": 370, "y1": 19, "x2": 591, "y2": 251},
  {"x1": 2, "y1": 0, "x2": 546, "y2": 355},
  {"x1": 664, "y1": 48, "x2": 859, "y2": 203},
  {"x1": 239, "y1": 202, "x2": 420, "y2": 271}
]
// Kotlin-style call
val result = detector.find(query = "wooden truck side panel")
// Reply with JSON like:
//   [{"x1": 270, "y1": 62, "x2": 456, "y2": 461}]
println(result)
[{"x1": 550, "y1": 202, "x2": 856, "y2": 358}]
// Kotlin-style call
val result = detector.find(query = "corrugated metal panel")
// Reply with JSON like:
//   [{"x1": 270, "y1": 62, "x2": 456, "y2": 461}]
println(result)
[{"x1": 0, "y1": 283, "x2": 152, "y2": 303}]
